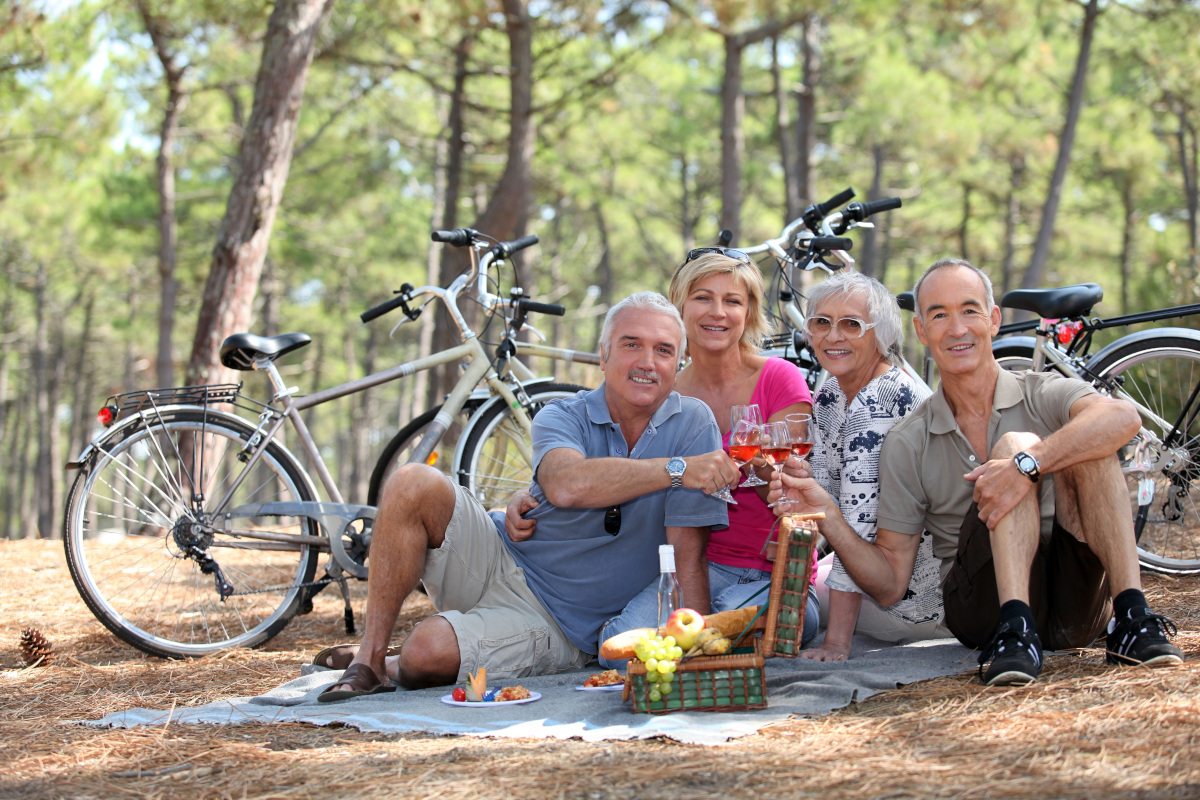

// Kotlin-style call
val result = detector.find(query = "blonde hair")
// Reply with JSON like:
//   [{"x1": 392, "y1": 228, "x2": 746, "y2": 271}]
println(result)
[{"x1": 668, "y1": 252, "x2": 771, "y2": 354}]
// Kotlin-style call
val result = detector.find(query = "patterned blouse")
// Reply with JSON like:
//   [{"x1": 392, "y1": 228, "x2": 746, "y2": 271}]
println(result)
[{"x1": 810, "y1": 366, "x2": 943, "y2": 625}]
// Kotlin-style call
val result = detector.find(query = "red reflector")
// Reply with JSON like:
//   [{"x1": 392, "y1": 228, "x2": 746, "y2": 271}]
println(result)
[{"x1": 97, "y1": 406, "x2": 117, "y2": 427}]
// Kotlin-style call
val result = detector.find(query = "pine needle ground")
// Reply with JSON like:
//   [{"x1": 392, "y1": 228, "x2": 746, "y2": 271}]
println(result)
[{"x1": 2, "y1": 539, "x2": 1198, "y2": 799}]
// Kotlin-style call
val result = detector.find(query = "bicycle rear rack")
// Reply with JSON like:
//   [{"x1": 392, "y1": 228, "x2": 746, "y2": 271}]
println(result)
[{"x1": 108, "y1": 383, "x2": 244, "y2": 414}]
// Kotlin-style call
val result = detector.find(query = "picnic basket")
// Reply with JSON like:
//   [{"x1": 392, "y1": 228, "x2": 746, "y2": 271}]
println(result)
[
  {"x1": 624, "y1": 637, "x2": 767, "y2": 714},
  {"x1": 761, "y1": 514, "x2": 819, "y2": 657}
]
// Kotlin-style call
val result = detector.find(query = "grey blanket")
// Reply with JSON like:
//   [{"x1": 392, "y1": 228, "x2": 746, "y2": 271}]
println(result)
[{"x1": 84, "y1": 637, "x2": 974, "y2": 745}]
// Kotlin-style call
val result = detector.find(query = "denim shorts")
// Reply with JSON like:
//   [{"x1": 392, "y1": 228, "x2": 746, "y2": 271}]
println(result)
[{"x1": 423, "y1": 481, "x2": 589, "y2": 681}]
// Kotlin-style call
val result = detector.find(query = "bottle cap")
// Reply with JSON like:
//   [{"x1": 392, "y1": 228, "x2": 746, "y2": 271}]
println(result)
[{"x1": 658, "y1": 544, "x2": 676, "y2": 572}]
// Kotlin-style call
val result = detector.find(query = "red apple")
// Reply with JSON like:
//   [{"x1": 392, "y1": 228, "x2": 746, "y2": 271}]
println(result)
[{"x1": 663, "y1": 608, "x2": 705, "y2": 650}]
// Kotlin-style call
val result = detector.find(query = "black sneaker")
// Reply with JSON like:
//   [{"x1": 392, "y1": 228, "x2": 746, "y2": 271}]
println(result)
[
  {"x1": 978, "y1": 619, "x2": 1043, "y2": 686},
  {"x1": 1106, "y1": 608, "x2": 1183, "y2": 667}
]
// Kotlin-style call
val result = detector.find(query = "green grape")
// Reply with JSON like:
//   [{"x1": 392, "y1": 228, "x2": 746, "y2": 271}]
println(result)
[
  {"x1": 649, "y1": 689, "x2": 662, "y2": 702},
  {"x1": 665, "y1": 661, "x2": 677, "y2": 673},
  {"x1": 660, "y1": 682, "x2": 673, "y2": 695},
  {"x1": 656, "y1": 660, "x2": 671, "y2": 674},
  {"x1": 662, "y1": 635, "x2": 676, "y2": 647},
  {"x1": 660, "y1": 671, "x2": 674, "y2": 683},
  {"x1": 652, "y1": 648, "x2": 666, "y2": 661},
  {"x1": 670, "y1": 646, "x2": 683, "y2": 659},
  {"x1": 646, "y1": 670, "x2": 661, "y2": 683},
  {"x1": 645, "y1": 657, "x2": 658, "y2": 671}
]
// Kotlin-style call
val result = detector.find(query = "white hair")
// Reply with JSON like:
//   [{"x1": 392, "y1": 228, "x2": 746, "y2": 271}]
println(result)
[{"x1": 598, "y1": 291, "x2": 686, "y2": 359}]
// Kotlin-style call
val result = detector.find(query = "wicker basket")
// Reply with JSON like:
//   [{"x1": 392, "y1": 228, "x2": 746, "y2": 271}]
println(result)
[
  {"x1": 761, "y1": 515, "x2": 818, "y2": 658},
  {"x1": 624, "y1": 637, "x2": 767, "y2": 714}
]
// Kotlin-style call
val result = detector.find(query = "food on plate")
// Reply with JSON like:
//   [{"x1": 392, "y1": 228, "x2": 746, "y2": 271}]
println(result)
[
  {"x1": 663, "y1": 608, "x2": 705, "y2": 650},
  {"x1": 496, "y1": 685, "x2": 532, "y2": 702},
  {"x1": 452, "y1": 687, "x2": 466, "y2": 702},
  {"x1": 583, "y1": 669, "x2": 625, "y2": 688},
  {"x1": 465, "y1": 668, "x2": 487, "y2": 702}
]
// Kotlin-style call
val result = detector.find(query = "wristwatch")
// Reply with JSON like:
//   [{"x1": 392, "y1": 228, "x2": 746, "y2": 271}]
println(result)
[
  {"x1": 666, "y1": 457, "x2": 687, "y2": 487},
  {"x1": 1014, "y1": 451, "x2": 1041, "y2": 483}
]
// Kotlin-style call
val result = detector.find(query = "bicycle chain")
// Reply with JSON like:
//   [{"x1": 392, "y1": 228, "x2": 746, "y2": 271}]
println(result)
[{"x1": 226, "y1": 574, "x2": 349, "y2": 598}]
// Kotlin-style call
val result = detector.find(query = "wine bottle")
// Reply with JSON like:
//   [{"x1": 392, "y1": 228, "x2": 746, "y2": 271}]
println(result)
[{"x1": 656, "y1": 544, "x2": 683, "y2": 628}]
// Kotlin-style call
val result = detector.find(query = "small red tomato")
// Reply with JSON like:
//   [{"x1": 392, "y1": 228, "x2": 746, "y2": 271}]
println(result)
[{"x1": 452, "y1": 687, "x2": 466, "y2": 702}]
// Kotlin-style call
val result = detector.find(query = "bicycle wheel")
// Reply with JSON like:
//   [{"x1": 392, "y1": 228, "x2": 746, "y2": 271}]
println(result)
[
  {"x1": 458, "y1": 383, "x2": 587, "y2": 509},
  {"x1": 367, "y1": 405, "x2": 443, "y2": 506},
  {"x1": 63, "y1": 408, "x2": 321, "y2": 657},
  {"x1": 992, "y1": 336, "x2": 1037, "y2": 373},
  {"x1": 1088, "y1": 332, "x2": 1200, "y2": 574}
]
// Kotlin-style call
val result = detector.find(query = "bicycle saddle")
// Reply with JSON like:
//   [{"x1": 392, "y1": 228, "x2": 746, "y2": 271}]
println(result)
[
  {"x1": 220, "y1": 332, "x2": 313, "y2": 370},
  {"x1": 1000, "y1": 283, "x2": 1103, "y2": 319}
]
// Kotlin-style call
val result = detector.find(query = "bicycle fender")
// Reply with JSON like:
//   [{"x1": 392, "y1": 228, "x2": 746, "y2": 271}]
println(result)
[
  {"x1": 1085, "y1": 327, "x2": 1200, "y2": 373},
  {"x1": 450, "y1": 377, "x2": 570, "y2": 474},
  {"x1": 991, "y1": 335, "x2": 1038, "y2": 357},
  {"x1": 65, "y1": 404, "x2": 253, "y2": 470}
]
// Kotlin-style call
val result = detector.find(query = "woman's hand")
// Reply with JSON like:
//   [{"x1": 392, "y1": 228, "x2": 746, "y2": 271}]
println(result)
[
  {"x1": 798, "y1": 643, "x2": 850, "y2": 662},
  {"x1": 768, "y1": 455, "x2": 828, "y2": 515},
  {"x1": 504, "y1": 488, "x2": 539, "y2": 542}
]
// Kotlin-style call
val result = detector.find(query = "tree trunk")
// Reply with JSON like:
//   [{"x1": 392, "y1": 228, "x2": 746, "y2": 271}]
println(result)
[
  {"x1": 959, "y1": 182, "x2": 971, "y2": 264},
  {"x1": 1000, "y1": 155, "x2": 1025, "y2": 310},
  {"x1": 772, "y1": 37, "x2": 800, "y2": 221},
  {"x1": 794, "y1": 17, "x2": 821, "y2": 207},
  {"x1": 1020, "y1": 0, "x2": 1101, "y2": 297},
  {"x1": 69, "y1": 294, "x2": 96, "y2": 459},
  {"x1": 859, "y1": 142, "x2": 884, "y2": 277},
  {"x1": 138, "y1": 0, "x2": 188, "y2": 389},
  {"x1": 719, "y1": 34, "x2": 746, "y2": 242},
  {"x1": 32, "y1": 260, "x2": 55, "y2": 538},
  {"x1": 1119, "y1": 176, "x2": 1136, "y2": 315},
  {"x1": 1173, "y1": 107, "x2": 1199, "y2": 286},
  {"x1": 185, "y1": 0, "x2": 334, "y2": 386}
]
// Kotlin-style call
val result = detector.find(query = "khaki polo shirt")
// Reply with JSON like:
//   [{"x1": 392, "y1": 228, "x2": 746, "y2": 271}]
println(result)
[{"x1": 877, "y1": 369, "x2": 1097, "y2": 566}]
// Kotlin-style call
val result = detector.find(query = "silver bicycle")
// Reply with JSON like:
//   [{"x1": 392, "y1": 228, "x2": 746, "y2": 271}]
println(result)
[{"x1": 62, "y1": 229, "x2": 597, "y2": 658}]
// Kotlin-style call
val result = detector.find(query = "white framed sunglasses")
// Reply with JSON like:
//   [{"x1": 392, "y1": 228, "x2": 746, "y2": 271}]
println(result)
[{"x1": 803, "y1": 315, "x2": 878, "y2": 339}]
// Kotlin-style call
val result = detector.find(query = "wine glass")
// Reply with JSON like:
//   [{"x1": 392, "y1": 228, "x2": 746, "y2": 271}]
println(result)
[
  {"x1": 761, "y1": 421, "x2": 793, "y2": 508},
  {"x1": 785, "y1": 413, "x2": 813, "y2": 461},
  {"x1": 727, "y1": 420, "x2": 762, "y2": 491},
  {"x1": 730, "y1": 404, "x2": 766, "y2": 487}
]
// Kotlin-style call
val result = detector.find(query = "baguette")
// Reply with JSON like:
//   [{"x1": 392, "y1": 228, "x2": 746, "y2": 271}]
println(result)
[
  {"x1": 598, "y1": 627, "x2": 657, "y2": 661},
  {"x1": 703, "y1": 606, "x2": 761, "y2": 640}
]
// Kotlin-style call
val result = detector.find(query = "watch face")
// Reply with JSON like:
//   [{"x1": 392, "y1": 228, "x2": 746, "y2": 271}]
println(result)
[
  {"x1": 667, "y1": 457, "x2": 686, "y2": 474},
  {"x1": 1016, "y1": 453, "x2": 1037, "y2": 474}
]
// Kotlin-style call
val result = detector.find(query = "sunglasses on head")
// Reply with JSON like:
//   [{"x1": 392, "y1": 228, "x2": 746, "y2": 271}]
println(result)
[
  {"x1": 683, "y1": 247, "x2": 753, "y2": 266},
  {"x1": 604, "y1": 505, "x2": 621, "y2": 535}
]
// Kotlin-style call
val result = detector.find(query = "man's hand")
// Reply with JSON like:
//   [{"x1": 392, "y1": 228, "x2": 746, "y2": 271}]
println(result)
[
  {"x1": 681, "y1": 451, "x2": 743, "y2": 496},
  {"x1": 965, "y1": 457, "x2": 1036, "y2": 530},
  {"x1": 504, "y1": 488, "x2": 539, "y2": 542}
]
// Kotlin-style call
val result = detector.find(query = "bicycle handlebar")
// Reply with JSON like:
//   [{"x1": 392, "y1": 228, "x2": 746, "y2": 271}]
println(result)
[
  {"x1": 808, "y1": 236, "x2": 854, "y2": 252},
  {"x1": 431, "y1": 228, "x2": 479, "y2": 246},
  {"x1": 361, "y1": 292, "x2": 410, "y2": 323},
  {"x1": 516, "y1": 299, "x2": 565, "y2": 317},
  {"x1": 489, "y1": 235, "x2": 539, "y2": 259}
]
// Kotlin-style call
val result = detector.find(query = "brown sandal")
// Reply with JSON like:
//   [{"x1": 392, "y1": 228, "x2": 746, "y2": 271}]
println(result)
[
  {"x1": 311, "y1": 644, "x2": 401, "y2": 671},
  {"x1": 317, "y1": 663, "x2": 396, "y2": 703}
]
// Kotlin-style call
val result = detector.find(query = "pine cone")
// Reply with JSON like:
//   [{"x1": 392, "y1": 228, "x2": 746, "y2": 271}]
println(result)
[{"x1": 19, "y1": 627, "x2": 54, "y2": 667}]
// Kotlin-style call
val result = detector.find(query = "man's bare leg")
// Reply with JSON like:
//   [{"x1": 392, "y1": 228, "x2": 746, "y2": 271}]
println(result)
[
  {"x1": 987, "y1": 433, "x2": 1042, "y2": 605},
  {"x1": 1054, "y1": 453, "x2": 1141, "y2": 594},
  {"x1": 324, "y1": 464, "x2": 457, "y2": 693}
]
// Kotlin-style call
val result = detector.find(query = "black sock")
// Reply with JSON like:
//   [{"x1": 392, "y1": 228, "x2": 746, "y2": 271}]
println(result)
[
  {"x1": 1113, "y1": 588, "x2": 1148, "y2": 619},
  {"x1": 999, "y1": 599, "x2": 1035, "y2": 631}
]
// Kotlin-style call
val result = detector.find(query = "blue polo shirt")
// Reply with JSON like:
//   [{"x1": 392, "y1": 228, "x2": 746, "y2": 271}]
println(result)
[{"x1": 494, "y1": 384, "x2": 727, "y2": 654}]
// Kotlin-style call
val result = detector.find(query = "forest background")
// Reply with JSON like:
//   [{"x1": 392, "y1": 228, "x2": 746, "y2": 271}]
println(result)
[{"x1": 2, "y1": 0, "x2": 1199, "y2": 542}]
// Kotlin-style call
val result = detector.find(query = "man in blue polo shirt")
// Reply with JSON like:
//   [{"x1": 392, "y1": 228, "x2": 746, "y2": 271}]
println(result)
[{"x1": 317, "y1": 292, "x2": 741, "y2": 701}]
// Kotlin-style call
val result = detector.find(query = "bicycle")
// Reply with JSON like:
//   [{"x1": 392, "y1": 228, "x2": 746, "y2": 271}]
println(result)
[{"x1": 62, "y1": 229, "x2": 596, "y2": 658}]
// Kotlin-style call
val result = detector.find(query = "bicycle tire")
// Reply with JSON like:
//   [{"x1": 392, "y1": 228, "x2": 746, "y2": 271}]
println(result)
[
  {"x1": 367, "y1": 405, "x2": 443, "y2": 506},
  {"x1": 992, "y1": 336, "x2": 1038, "y2": 373},
  {"x1": 458, "y1": 383, "x2": 587, "y2": 509},
  {"x1": 63, "y1": 408, "x2": 321, "y2": 658},
  {"x1": 1086, "y1": 331, "x2": 1200, "y2": 574}
]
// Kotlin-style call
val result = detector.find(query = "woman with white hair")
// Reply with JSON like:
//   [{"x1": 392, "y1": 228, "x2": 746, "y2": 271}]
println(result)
[{"x1": 797, "y1": 271, "x2": 951, "y2": 661}]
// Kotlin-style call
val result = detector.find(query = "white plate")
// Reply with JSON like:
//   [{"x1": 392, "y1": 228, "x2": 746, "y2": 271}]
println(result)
[
  {"x1": 440, "y1": 690, "x2": 541, "y2": 707},
  {"x1": 574, "y1": 683, "x2": 625, "y2": 692}
]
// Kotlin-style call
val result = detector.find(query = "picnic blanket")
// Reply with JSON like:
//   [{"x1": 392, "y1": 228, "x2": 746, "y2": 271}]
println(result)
[{"x1": 83, "y1": 635, "x2": 975, "y2": 745}]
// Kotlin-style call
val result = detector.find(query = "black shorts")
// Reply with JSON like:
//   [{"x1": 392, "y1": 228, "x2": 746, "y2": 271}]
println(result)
[{"x1": 942, "y1": 503, "x2": 1111, "y2": 651}]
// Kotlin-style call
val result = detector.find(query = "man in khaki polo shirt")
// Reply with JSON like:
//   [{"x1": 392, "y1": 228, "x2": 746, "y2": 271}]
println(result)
[{"x1": 772, "y1": 258, "x2": 1183, "y2": 686}]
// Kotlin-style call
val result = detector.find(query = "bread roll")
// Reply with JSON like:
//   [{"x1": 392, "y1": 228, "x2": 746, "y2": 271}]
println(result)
[{"x1": 598, "y1": 627, "x2": 657, "y2": 660}]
